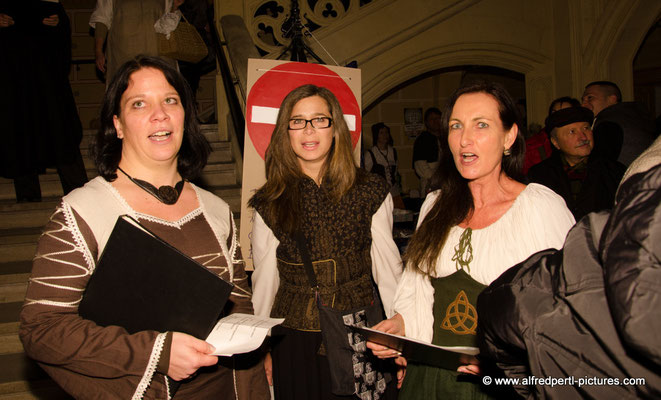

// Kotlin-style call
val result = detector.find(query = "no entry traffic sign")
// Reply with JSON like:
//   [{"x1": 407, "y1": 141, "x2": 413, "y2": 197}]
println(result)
[{"x1": 245, "y1": 62, "x2": 361, "y2": 160}]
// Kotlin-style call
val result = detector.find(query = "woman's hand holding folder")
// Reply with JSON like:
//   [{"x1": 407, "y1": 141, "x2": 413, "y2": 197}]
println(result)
[
  {"x1": 366, "y1": 313, "x2": 405, "y2": 358},
  {"x1": 366, "y1": 313, "x2": 407, "y2": 388},
  {"x1": 366, "y1": 313, "x2": 481, "y2": 383}
]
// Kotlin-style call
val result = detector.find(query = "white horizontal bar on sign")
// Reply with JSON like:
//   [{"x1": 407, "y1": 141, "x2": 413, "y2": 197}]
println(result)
[
  {"x1": 251, "y1": 105, "x2": 357, "y2": 131},
  {"x1": 344, "y1": 114, "x2": 356, "y2": 131},
  {"x1": 251, "y1": 106, "x2": 279, "y2": 124}
]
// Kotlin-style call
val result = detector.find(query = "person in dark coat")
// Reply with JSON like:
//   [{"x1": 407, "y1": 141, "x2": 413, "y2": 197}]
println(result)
[
  {"x1": 582, "y1": 81, "x2": 656, "y2": 166},
  {"x1": 412, "y1": 107, "x2": 442, "y2": 194},
  {"x1": 477, "y1": 163, "x2": 661, "y2": 399},
  {"x1": 0, "y1": 0, "x2": 87, "y2": 202},
  {"x1": 528, "y1": 106, "x2": 625, "y2": 220},
  {"x1": 177, "y1": 0, "x2": 216, "y2": 102}
]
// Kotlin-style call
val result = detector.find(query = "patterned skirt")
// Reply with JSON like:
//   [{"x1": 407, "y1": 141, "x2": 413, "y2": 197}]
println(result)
[{"x1": 270, "y1": 326, "x2": 398, "y2": 400}]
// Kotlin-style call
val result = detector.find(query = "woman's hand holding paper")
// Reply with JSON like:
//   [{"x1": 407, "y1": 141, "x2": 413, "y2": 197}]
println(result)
[{"x1": 168, "y1": 332, "x2": 218, "y2": 381}]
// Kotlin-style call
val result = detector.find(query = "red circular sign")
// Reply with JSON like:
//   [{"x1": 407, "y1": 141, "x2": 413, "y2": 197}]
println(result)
[{"x1": 246, "y1": 62, "x2": 361, "y2": 160}]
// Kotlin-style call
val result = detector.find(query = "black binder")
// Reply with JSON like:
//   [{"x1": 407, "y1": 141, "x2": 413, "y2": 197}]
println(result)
[
  {"x1": 346, "y1": 324, "x2": 479, "y2": 370},
  {"x1": 78, "y1": 215, "x2": 234, "y2": 391}
]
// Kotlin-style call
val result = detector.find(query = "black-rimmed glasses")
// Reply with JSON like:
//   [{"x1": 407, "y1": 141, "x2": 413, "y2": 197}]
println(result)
[{"x1": 288, "y1": 117, "x2": 333, "y2": 130}]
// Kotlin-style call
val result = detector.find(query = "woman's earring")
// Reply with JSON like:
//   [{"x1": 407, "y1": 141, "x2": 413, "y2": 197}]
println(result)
[{"x1": 503, "y1": 147, "x2": 511, "y2": 156}]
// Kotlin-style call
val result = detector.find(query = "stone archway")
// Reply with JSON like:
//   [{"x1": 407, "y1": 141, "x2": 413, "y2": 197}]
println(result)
[
  {"x1": 362, "y1": 63, "x2": 526, "y2": 195},
  {"x1": 362, "y1": 43, "x2": 540, "y2": 108},
  {"x1": 582, "y1": 0, "x2": 661, "y2": 100},
  {"x1": 362, "y1": 43, "x2": 550, "y2": 131},
  {"x1": 633, "y1": 18, "x2": 661, "y2": 117}
]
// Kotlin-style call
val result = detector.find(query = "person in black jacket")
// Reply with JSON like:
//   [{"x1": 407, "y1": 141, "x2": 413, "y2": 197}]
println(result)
[
  {"x1": 528, "y1": 106, "x2": 625, "y2": 220},
  {"x1": 412, "y1": 107, "x2": 442, "y2": 194},
  {"x1": 0, "y1": 0, "x2": 87, "y2": 202},
  {"x1": 477, "y1": 164, "x2": 661, "y2": 399},
  {"x1": 582, "y1": 81, "x2": 656, "y2": 166}
]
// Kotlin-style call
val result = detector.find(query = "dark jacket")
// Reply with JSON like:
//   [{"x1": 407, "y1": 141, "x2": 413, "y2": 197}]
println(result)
[
  {"x1": 0, "y1": 0, "x2": 83, "y2": 179},
  {"x1": 412, "y1": 131, "x2": 440, "y2": 170},
  {"x1": 593, "y1": 102, "x2": 657, "y2": 166},
  {"x1": 477, "y1": 165, "x2": 661, "y2": 399},
  {"x1": 601, "y1": 165, "x2": 661, "y2": 369},
  {"x1": 527, "y1": 152, "x2": 625, "y2": 220}
]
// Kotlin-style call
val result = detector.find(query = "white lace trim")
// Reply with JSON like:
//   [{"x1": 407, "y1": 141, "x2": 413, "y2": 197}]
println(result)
[
  {"x1": 61, "y1": 202, "x2": 96, "y2": 273},
  {"x1": 192, "y1": 185, "x2": 235, "y2": 280},
  {"x1": 223, "y1": 211, "x2": 241, "y2": 282},
  {"x1": 192, "y1": 253, "x2": 249, "y2": 298},
  {"x1": 230, "y1": 281, "x2": 251, "y2": 299},
  {"x1": 232, "y1": 363, "x2": 239, "y2": 400},
  {"x1": 25, "y1": 204, "x2": 94, "y2": 308},
  {"x1": 132, "y1": 332, "x2": 167, "y2": 400},
  {"x1": 100, "y1": 178, "x2": 141, "y2": 218},
  {"x1": 134, "y1": 208, "x2": 202, "y2": 229},
  {"x1": 23, "y1": 298, "x2": 81, "y2": 308},
  {"x1": 99, "y1": 178, "x2": 202, "y2": 229},
  {"x1": 193, "y1": 252, "x2": 229, "y2": 275},
  {"x1": 229, "y1": 213, "x2": 241, "y2": 265},
  {"x1": 164, "y1": 374, "x2": 171, "y2": 399},
  {"x1": 99, "y1": 179, "x2": 236, "y2": 284}
]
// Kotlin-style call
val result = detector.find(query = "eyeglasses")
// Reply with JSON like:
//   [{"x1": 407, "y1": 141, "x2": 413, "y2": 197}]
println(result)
[{"x1": 288, "y1": 117, "x2": 333, "y2": 130}]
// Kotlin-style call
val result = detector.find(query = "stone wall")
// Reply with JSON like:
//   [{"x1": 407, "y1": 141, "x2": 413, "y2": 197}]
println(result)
[{"x1": 217, "y1": 0, "x2": 660, "y2": 194}]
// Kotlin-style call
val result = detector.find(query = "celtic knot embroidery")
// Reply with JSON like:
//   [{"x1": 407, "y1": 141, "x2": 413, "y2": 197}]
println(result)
[
  {"x1": 441, "y1": 290, "x2": 478, "y2": 335},
  {"x1": 452, "y1": 227, "x2": 473, "y2": 272}
]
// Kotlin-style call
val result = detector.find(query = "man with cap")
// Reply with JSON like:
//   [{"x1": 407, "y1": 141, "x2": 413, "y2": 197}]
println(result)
[{"x1": 528, "y1": 107, "x2": 625, "y2": 220}]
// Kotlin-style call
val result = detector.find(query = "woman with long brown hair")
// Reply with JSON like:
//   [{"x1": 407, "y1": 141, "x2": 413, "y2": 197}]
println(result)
[
  {"x1": 249, "y1": 84, "x2": 402, "y2": 399},
  {"x1": 368, "y1": 81, "x2": 575, "y2": 398}
]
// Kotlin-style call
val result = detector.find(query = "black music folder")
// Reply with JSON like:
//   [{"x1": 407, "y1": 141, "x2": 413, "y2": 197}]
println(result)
[
  {"x1": 347, "y1": 324, "x2": 479, "y2": 370},
  {"x1": 79, "y1": 215, "x2": 234, "y2": 392}
]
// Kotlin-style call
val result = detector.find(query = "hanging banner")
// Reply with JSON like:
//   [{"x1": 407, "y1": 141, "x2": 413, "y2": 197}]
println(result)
[{"x1": 240, "y1": 59, "x2": 362, "y2": 269}]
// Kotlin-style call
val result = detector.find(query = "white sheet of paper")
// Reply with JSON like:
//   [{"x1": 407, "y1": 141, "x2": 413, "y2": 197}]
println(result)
[{"x1": 205, "y1": 313, "x2": 284, "y2": 356}]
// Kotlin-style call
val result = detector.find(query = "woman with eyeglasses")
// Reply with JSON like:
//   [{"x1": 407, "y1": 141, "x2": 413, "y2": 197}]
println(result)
[{"x1": 249, "y1": 84, "x2": 402, "y2": 399}]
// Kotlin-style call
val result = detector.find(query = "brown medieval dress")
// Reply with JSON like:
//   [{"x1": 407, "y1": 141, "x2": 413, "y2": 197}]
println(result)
[{"x1": 19, "y1": 177, "x2": 270, "y2": 399}]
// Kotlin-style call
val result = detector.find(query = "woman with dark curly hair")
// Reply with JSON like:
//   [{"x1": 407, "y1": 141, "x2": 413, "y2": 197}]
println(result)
[
  {"x1": 368, "y1": 81, "x2": 575, "y2": 399},
  {"x1": 19, "y1": 56, "x2": 269, "y2": 399}
]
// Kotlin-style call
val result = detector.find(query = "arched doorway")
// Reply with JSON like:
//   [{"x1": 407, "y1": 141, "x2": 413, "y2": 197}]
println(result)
[
  {"x1": 362, "y1": 65, "x2": 525, "y2": 197},
  {"x1": 633, "y1": 17, "x2": 661, "y2": 128}
]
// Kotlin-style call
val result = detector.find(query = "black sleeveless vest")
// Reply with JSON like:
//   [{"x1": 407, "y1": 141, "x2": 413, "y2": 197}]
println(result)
[{"x1": 251, "y1": 170, "x2": 389, "y2": 330}]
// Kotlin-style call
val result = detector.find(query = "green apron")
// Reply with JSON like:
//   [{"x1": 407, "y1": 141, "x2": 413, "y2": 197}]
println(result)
[{"x1": 399, "y1": 228, "x2": 494, "y2": 399}]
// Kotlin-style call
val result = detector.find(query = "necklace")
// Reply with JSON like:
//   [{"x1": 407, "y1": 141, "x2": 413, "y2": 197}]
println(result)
[
  {"x1": 376, "y1": 145, "x2": 389, "y2": 160},
  {"x1": 117, "y1": 167, "x2": 185, "y2": 205},
  {"x1": 452, "y1": 227, "x2": 473, "y2": 273}
]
